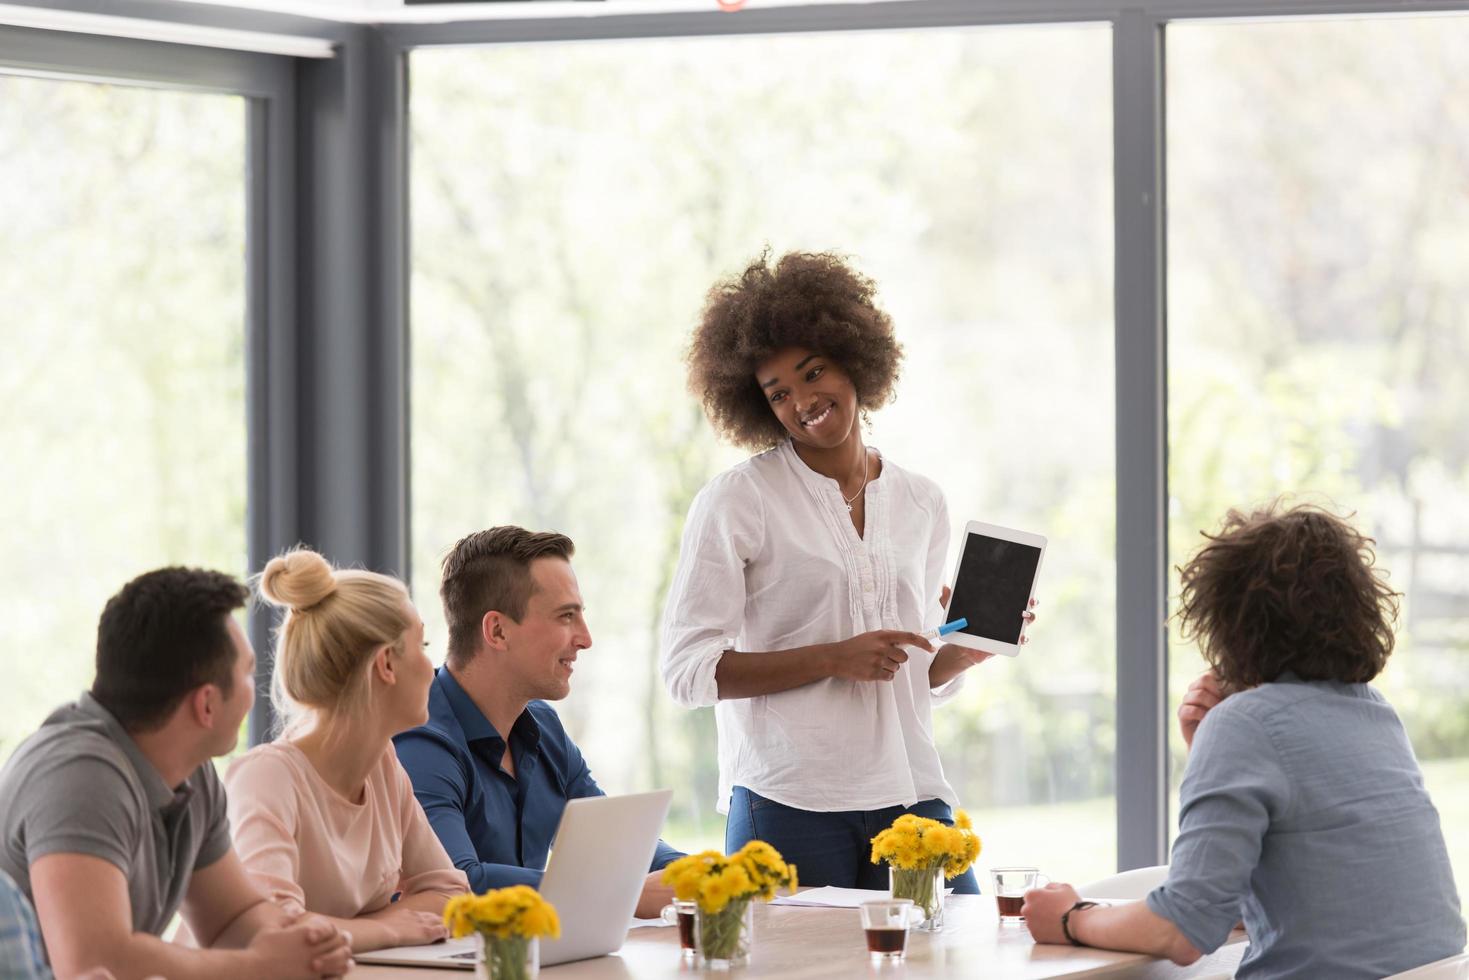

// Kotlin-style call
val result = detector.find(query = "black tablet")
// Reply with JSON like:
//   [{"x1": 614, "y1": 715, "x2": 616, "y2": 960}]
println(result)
[{"x1": 942, "y1": 521, "x2": 1046, "y2": 656}]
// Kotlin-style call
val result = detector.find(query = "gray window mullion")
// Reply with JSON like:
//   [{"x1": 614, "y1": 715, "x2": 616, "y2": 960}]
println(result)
[{"x1": 1112, "y1": 8, "x2": 1169, "y2": 872}]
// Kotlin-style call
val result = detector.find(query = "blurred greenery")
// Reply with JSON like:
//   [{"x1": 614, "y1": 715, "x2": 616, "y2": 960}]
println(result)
[
  {"x1": 1165, "y1": 18, "x2": 1469, "y2": 897},
  {"x1": 0, "y1": 76, "x2": 246, "y2": 759},
  {"x1": 1, "y1": 13, "x2": 1464, "y2": 899},
  {"x1": 409, "y1": 26, "x2": 1116, "y2": 873},
  {"x1": 410, "y1": 16, "x2": 1468, "y2": 886}
]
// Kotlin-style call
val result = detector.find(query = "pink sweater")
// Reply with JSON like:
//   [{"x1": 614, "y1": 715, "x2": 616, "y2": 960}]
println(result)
[{"x1": 226, "y1": 742, "x2": 468, "y2": 919}]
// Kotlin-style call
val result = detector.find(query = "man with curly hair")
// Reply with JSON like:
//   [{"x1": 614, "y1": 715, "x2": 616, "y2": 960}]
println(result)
[
  {"x1": 1022, "y1": 503, "x2": 1464, "y2": 978},
  {"x1": 660, "y1": 251, "x2": 1036, "y2": 891}
]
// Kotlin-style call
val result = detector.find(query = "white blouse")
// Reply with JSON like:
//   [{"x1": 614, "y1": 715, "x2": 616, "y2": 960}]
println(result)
[{"x1": 660, "y1": 440, "x2": 963, "y2": 815}]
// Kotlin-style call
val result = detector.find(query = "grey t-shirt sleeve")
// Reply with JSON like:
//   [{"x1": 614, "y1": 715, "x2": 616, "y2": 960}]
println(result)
[
  {"x1": 192, "y1": 763, "x2": 233, "y2": 871},
  {"x1": 1145, "y1": 701, "x2": 1291, "y2": 954},
  {"x1": 20, "y1": 750, "x2": 141, "y2": 876}
]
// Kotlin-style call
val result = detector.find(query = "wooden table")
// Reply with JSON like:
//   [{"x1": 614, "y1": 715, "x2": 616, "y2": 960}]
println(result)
[{"x1": 356, "y1": 896, "x2": 1247, "y2": 979}]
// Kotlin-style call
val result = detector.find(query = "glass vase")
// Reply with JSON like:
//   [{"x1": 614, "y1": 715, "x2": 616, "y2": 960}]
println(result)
[
  {"x1": 695, "y1": 897, "x2": 755, "y2": 970},
  {"x1": 474, "y1": 932, "x2": 539, "y2": 980},
  {"x1": 890, "y1": 865, "x2": 944, "y2": 932}
]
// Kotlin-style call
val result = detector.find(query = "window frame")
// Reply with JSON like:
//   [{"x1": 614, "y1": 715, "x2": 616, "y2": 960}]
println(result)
[{"x1": 0, "y1": 22, "x2": 297, "y2": 742}]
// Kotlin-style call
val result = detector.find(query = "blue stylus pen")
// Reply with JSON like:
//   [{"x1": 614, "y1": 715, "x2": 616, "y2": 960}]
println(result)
[{"x1": 919, "y1": 618, "x2": 967, "y2": 640}]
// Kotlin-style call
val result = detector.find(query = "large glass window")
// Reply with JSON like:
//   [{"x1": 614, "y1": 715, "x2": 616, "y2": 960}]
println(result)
[
  {"x1": 0, "y1": 74, "x2": 248, "y2": 761},
  {"x1": 1167, "y1": 15, "x2": 1469, "y2": 894},
  {"x1": 411, "y1": 25, "x2": 1116, "y2": 880}
]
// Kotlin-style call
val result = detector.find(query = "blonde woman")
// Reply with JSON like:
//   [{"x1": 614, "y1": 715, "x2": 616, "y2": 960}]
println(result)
[{"x1": 226, "y1": 549, "x2": 468, "y2": 953}]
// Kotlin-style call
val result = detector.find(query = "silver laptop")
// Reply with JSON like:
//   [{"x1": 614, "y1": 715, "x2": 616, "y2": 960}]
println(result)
[{"x1": 356, "y1": 789, "x2": 673, "y2": 969}]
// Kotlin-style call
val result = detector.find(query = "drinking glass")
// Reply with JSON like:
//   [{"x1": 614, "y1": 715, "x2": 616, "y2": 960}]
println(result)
[
  {"x1": 860, "y1": 898, "x2": 917, "y2": 963},
  {"x1": 660, "y1": 900, "x2": 698, "y2": 960},
  {"x1": 989, "y1": 867, "x2": 1049, "y2": 921}
]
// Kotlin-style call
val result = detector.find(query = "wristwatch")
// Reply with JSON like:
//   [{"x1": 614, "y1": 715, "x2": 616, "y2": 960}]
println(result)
[{"x1": 1061, "y1": 900, "x2": 1102, "y2": 946}]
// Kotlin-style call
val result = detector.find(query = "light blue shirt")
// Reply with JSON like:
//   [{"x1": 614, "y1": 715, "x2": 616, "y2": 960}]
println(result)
[
  {"x1": 0, "y1": 868, "x2": 50, "y2": 980},
  {"x1": 1147, "y1": 674, "x2": 1465, "y2": 979}
]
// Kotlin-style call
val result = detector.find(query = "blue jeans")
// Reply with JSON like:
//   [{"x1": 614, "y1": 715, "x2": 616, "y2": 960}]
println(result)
[{"x1": 725, "y1": 787, "x2": 980, "y2": 894}]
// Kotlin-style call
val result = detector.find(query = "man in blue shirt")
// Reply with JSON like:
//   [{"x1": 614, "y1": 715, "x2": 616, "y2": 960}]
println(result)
[{"x1": 395, "y1": 526, "x2": 682, "y2": 916}]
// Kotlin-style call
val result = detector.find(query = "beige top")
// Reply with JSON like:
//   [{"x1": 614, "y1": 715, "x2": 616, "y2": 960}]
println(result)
[{"x1": 226, "y1": 742, "x2": 467, "y2": 919}]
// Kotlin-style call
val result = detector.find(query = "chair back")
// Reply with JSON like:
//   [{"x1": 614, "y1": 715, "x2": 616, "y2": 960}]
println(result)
[{"x1": 1077, "y1": 864, "x2": 1170, "y2": 901}]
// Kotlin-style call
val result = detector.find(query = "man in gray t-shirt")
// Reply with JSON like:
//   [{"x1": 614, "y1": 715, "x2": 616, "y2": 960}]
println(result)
[
  {"x1": 0, "y1": 567, "x2": 353, "y2": 980},
  {"x1": 0, "y1": 691, "x2": 232, "y2": 937}
]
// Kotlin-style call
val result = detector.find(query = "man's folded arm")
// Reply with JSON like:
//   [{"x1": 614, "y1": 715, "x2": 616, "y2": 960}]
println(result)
[
  {"x1": 651, "y1": 840, "x2": 685, "y2": 871},
  {"x1": 30, "y1": 852, "x2": 257, "y2": 980}
]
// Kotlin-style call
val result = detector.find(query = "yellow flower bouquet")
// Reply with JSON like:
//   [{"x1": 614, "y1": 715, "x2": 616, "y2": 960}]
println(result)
[
  {"x1": 661, "y1": 841, "x2": 797, "y2": 968},
  {"x1": 869, "y1": 810, "x2": 981, "y2": 932},
  {"x1": 443, "y1": 886, "x2": 561, "y2": 980}
]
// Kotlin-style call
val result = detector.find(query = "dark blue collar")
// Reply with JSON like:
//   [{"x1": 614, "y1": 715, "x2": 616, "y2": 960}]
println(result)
[{"x1": 433, "y1": 667, "x2": 543, "y2": 754}]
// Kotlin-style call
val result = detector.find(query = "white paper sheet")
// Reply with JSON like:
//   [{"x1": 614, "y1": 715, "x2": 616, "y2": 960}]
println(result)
[
  {"x1": 771, "y1": 886, "x2": 954, "y2": 909},
  {"x1": 771, "y1": 886, "x2": 881, "y2": 908}
]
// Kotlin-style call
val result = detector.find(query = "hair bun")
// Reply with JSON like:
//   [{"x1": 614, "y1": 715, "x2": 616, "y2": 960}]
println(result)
[{"x1": 258, "y1": 548, "x2": 337, "y2": 611}]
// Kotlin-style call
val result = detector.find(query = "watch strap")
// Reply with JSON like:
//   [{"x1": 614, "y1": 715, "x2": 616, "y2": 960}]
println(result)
[{"x1": 1061, "y1": 900, "x2": 1102, "y2": 946}]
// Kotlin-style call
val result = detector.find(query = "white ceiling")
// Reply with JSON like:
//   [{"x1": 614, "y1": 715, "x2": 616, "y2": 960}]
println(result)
[{"x1": 176, "y1": 0, "x2": 842, "y2": 24}]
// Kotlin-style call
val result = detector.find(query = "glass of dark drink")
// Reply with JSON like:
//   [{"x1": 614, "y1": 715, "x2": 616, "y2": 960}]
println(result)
[
  {"x1": 860, "y1": 899, "x2": 917, "y2": 963},
  {"x1": 996, "y1": 894, "x2": 1026, "y2": 918},
  {"x1": 660, "y1": 900, "x2": 699, "y2": 960},
  {"x1": 988, "y1": 867, "x2": 1048, "y2": 923}
]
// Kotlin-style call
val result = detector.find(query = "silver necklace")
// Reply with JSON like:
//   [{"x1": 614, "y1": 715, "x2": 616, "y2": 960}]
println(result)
[{"x1": 842, "y1": 450, "x2": 870, "y2": 512}]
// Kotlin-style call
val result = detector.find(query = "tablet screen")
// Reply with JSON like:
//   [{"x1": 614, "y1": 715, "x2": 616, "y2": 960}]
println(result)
[{"x1": 949, "y1": 533, "x2": 1042, "y2": 645}]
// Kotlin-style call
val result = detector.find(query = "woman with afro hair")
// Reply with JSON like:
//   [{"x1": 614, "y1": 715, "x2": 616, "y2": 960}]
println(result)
[{"x1": 659, "y1": 251, "x2": 1035, "y2": 891}]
